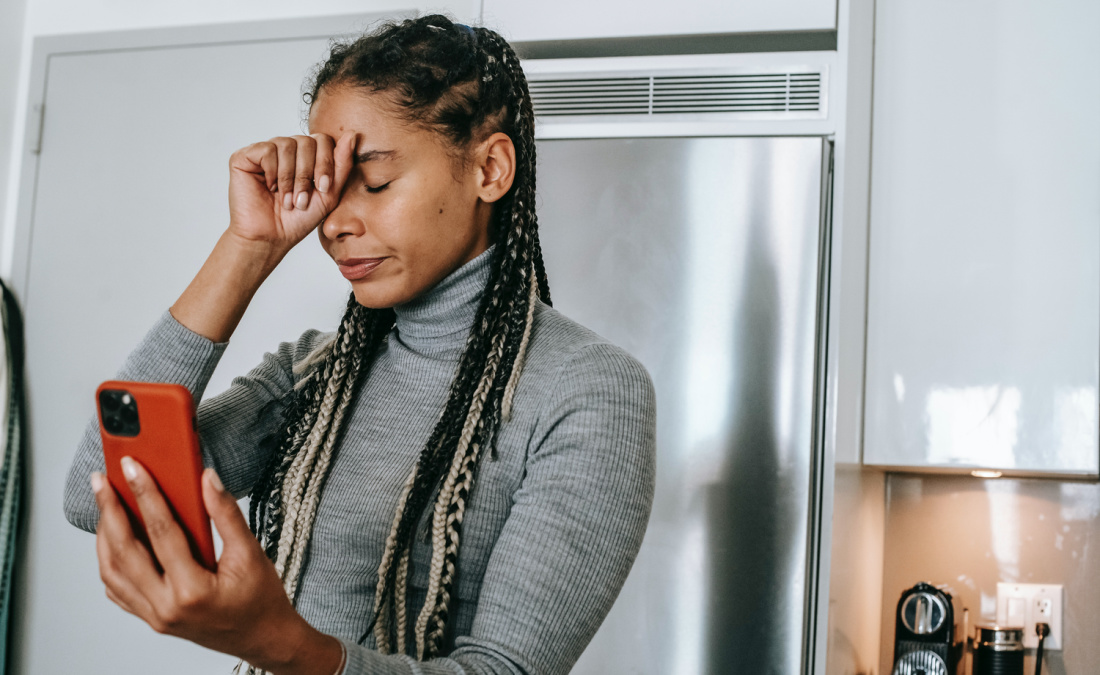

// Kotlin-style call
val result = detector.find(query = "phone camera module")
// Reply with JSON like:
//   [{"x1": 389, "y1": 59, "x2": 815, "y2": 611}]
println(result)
[{"x1": 99, "y1": 389, "x2": 140, "y2": 437}]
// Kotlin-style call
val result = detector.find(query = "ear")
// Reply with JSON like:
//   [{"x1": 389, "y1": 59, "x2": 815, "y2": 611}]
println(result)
[{"x1": 474, "y1": 132, "x2": 517, "y2": 203}]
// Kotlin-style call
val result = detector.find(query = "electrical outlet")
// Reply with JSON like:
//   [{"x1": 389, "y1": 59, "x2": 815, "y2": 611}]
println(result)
[{"x1": 996, "y1": 583, "x2": 1063, "y2": 650}]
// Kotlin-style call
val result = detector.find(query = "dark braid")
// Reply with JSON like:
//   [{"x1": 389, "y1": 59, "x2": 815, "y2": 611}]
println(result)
[
  {"x1": 245, "y1": 14, "x2": 550, "y2": 665},
  {"x1": 248, "y1": 298, "x2": 395, "y2": 567},
  {"x1": 248, "y1": 292, "x2": 357, "y2": 552}
]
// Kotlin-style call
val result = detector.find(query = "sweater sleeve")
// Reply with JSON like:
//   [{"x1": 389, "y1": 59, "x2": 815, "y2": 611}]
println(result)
[
  {"x1": 62, "y1": 310, "x2": 331, "y2": 532},
  {"x1": 335, "y1": 342, "x2": 658, "y2": 675}
]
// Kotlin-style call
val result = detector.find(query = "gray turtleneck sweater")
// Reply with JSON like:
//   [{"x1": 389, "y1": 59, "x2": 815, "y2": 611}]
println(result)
[{"x1": 63, "y1": 244, "x2": 657, "y2": 675}]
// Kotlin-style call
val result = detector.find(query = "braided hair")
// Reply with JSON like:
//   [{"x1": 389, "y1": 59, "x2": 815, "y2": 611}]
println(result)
[{"x1": 245, "y1": 14, "x2": 552, "y2": 666}]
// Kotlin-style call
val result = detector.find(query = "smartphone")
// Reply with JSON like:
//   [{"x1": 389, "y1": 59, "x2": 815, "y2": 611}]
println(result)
[{"x1": 96, "y1": 380, "x2": 216, "y2": 571}]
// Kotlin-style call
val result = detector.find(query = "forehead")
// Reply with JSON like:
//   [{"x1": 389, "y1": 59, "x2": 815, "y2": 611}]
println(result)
[{"x1": 307, "y1": 86, "x2": 416, "y2": 144}]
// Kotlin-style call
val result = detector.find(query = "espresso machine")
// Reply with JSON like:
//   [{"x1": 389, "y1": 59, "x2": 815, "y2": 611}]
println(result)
[{"x1": 891, "y1": 582, "x2": 960, "y2": 675}]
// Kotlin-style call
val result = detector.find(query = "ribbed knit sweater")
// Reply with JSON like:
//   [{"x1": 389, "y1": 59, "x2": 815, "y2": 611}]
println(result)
[{"x1": 62, "y1": 244, "x2": 657, "y2": 675}]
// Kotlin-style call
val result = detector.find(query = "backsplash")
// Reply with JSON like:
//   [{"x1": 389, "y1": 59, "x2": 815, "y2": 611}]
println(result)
[{"x1": 878, "y1": 473, "x2": 1100, "y2": 675}]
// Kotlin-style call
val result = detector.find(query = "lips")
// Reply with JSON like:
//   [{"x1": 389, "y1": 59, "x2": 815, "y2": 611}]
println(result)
[{"x1": 336, "y1": 257, "x2": 386, "y2": 281}]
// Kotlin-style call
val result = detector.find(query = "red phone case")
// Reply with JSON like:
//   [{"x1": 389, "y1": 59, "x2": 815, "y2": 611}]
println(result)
[{"x1": 96, "y1": 380, "x2": 216, "y2": 571}]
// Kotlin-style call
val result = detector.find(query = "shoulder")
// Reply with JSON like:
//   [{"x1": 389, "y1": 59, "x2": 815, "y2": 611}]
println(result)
[
  {"x1": 282, "y1": 328, "x2": 339, "y2": 383},
  {"x1": 282, "y1": 327, "x2": 337, "y2": 366},
  {"x1": 523, "y1": 300, "x2": 656, "y2": 412},
  {"x1": 231, "y1": 326, "x2": 336, "y2": 390},
  {"x1": 518, "y1": 301, "x2": 657, "y2": 482}
]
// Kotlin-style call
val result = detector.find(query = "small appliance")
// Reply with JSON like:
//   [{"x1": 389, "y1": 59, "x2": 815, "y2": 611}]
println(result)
[
  {"x1": 971, "y1": 624, "x2": 1024, "y2": 675},
  {"x1": 891, "y1": 582, "x2": 957, "y2": 675}
]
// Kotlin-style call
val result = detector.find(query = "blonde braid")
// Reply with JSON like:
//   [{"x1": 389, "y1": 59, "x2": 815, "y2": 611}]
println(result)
[
  {"x1": 275, "y1": 331, "x2": 355, "y2": 580},
  {"x1": 272, "y1": 332, "x2": 347, "y2": 571},
  {"x1": 424, "y1": 437, "x2": 482, "y2": 651},
  {"x1": 372, "y1": 464, "x2": 418, "y2": 652},
  {"x1": 291, "y1": 333, "x2": 337, "y2": 383},
  {"x1": 283, "y1": 364, "x2": 360, "y2": 598},
  {"x1": 501, "y1": 261, "x2": 538, "y2": 421},
  {"x1": 414, "y1": 328, "x2": 507, "y2": 657},
  {"x1": 394, "y1": 547, "x2": 412, "y2": 654}
]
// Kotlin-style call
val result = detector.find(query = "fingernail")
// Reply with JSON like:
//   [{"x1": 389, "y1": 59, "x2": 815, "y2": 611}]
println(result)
[
  {"x1": 208, "y1": 470, "x2": 225, "y2": 493},
  {"x1": 283, "y1": 191, "x2": 293, "y2": 210},
  {"x1": 317, "y1": 175, "x2": 330, "y2": 193},
  {"x1": 90, "y1": 472, "x2": 105, "y2": 493},
  {"x1": 269, "y1": 183, "x2": 278, "y2": 193},
  {"x1": 121, "y1": 456, "x2": 138, "y2": 481},
  {"x1": 295, "y1": 191, "x2": 309, "y2": 210}
]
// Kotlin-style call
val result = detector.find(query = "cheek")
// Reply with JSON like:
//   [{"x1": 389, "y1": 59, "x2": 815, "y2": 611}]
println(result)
[
  {"x1": 388, "y1": 187, "x2": 454, "y2": 236},
  {"x1": 429, "y1": 182, "x2": 478, "y2": 229},
  {"x1": 376, "y1": 194, "x2": 429, "y2": 241}
]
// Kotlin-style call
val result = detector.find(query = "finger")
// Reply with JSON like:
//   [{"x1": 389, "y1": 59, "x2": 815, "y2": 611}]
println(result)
[
  {"x1": 252, "y1": 142, "x2": 279, "y2": 193},
  {"x1": 331, "y1": 132, "x2": 357, "y2": 198},
  {"x1": 230, "y1": 143, "x2": 278, "y2": 193},
  {"x1": 119, "y1": 457, "x2": 205, "y2": 583},
  {"x1": 272, "y1": 137, "x2": 297, "y2": 211},
  {"x1": 292, "y1": 135, "x2": 317, "y2": 210},
  {"x1": 105, "y1": 586, "x2": 137, "y2": 615},
  {"x1": 202, "y1": 468, "x2": 260, "y2": 561},
  {"x1": 311, "y1": 133, "x2": 336, "y2": 195},
  {"x1": 99, "y1": 536, "x2": 156, "y2": 619},
  {"x1": 92, "y1": 472, "x2": 163, "y2": 616}
]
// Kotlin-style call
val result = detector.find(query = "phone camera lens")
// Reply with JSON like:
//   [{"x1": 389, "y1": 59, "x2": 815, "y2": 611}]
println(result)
[
  {"x1": 100, "y1": 389, "x2": 139, "y2": 436},
  {"x1": 101, "y1": 392, "x2": 121, "y2": 412}
]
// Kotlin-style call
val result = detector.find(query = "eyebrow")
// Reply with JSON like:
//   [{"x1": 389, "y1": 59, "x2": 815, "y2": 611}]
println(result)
[{"x1": 354, "y1": 149, "x2": 399, "y2": 164}]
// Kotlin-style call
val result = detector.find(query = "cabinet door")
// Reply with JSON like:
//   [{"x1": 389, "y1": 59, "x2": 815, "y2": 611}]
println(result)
[
  {"x1": 863, "y1": 0, "x2": 1100, "y2": 475},
  {"x1": 482, "y1": 0, "x2": 836, "y2": 41}
]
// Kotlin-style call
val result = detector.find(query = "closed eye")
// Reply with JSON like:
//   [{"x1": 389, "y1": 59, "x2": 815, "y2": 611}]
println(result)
[{"x1": 365, "y1": 182, "x2": 391, "y2": 194}]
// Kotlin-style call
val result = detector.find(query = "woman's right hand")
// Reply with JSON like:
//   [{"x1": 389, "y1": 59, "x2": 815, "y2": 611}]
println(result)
[
  {"x1": 168, "y1": 132, "x2": 356, "y2": 343},
  {"x1": 92, "y1": 463, "x2": 345, "y2": 675},
  {"x1": 226, "y1": 132, "x2": 356, "y2": 254}
]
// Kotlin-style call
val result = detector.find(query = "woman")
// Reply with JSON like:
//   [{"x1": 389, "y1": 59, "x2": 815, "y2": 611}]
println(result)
[{"x1": 63, "y1": 15, "x2": 656, "y2": 675}]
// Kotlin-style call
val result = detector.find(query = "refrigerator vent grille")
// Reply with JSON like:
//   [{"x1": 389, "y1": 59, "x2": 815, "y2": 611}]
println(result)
[{"x1": 529, "y1": 71, "x2": 822, "y2": 118}]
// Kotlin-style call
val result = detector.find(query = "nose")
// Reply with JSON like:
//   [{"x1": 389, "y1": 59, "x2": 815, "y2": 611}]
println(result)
[{"x1": 320, "y1": 200, "x2": 364, "y2": 241}]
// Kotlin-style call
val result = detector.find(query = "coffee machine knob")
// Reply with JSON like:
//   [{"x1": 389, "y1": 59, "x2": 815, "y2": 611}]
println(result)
[{"x1": 901, "y1": 591, "x2": 947, "y2": 635}]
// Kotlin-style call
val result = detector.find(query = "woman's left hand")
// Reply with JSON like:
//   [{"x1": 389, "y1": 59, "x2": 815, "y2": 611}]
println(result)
[{"x1": 90, "y1": 460, "x2": 343, "y2": 675}]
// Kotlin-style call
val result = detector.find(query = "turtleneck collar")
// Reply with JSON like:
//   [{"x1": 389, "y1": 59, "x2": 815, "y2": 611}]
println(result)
[{"x1": 392, "y1": 244, "x2": 495, "y2": 352}]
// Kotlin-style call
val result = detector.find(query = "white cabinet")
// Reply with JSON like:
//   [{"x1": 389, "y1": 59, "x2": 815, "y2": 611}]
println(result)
[
  {"x1": 481, "y1": 0, "x2": 836, "y2": 42},
  {"x1": 862, "y1": 0, "x2": 1100, "y2": 476}
]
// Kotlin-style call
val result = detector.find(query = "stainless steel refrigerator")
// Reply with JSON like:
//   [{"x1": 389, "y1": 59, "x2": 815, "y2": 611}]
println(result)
[{"x1": 535, "y1": 136, "x2": 831, "y2": 674}]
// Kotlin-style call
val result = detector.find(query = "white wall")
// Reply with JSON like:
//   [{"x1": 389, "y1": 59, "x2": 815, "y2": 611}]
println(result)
[
  {"x1": 20, "y1": 0, "x2": 472, "y2": 35},
  {"x1": 0, "y1": 0, "x2": 480, "y2": 282}
]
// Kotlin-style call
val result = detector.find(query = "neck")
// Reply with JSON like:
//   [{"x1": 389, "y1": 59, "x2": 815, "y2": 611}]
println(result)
[{"x1": 391, "y1": 244, "x2": 496, "y2": 352}]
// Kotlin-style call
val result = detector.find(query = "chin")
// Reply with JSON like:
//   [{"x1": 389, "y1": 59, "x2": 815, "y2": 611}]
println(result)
[
  {"x1": 349, "y1": 282, "x2": 412, "y2": 310},
  {"x1": 351, "y1": 290, "x2": 396, "y2": 309}
]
